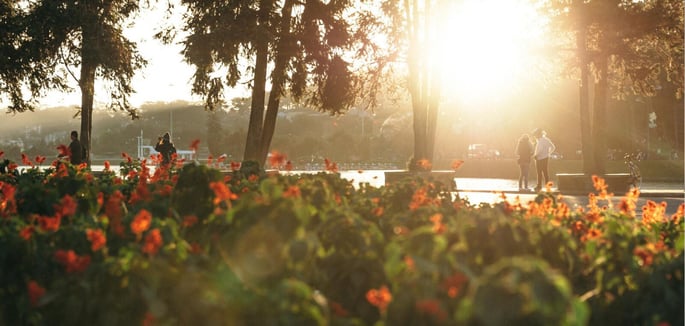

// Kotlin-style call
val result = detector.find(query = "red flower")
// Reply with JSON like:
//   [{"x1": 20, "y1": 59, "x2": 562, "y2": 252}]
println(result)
[
  {"x1": 54, "y1": 249, "x2": 91, "y2": 273},
  {"x1": 27, "y1": 280, "x2": 46, "y2": 307},
  {"x1": 283, "y1": 185, "x2": 301, "y2": 198},
  {"x1": 38, "y1": 215, "x2": 61, "y2": 232},
  {"x1": 86, "y1": 228, "x2": 106, "y2": 252},
  {"x1": 330, "y1": 301, "x2": 349, "y2": 317},
  {"x1": 230, "y1": 161, "x2": 241, "y2": 171},
  {"x1": 104, "y1": 161, "x2": 111, "y2": 171},
  {"x1": 210, "y1": 181, "x2": 238, "y2": 204},
  {"x1": 57, "y1": 144, "x2": 70, "y2": 158},
  {"x1": 21, "y1": 153, "x2": 33, "y2": 166},
  {"x1": 142, "y1": 229, "x2": 163, "y2": 255},
  {"x1": 415, "y1": 299, "x2": 447, "y2": 321},
  {"x1": 19, "y1": 226, "x2": 34, "y2": 241},
  {"x1": 190, "y1": 139, "x2": 201, "y2": 152},
  {"x1": 182, "y1": 215, "x2": 198, "y2": 227},
  {"x1": 55, "y1": 195, "x2": 78, "y2": 218},
  {"x1": 442, "y1": 272, "x2": 468, "y2": 298},
  {"x1": 131, "y1": 209, "x2": 152, "y2": 236},
  {"x1": 35, "y1": 155, "x2": 46, "y2": 165},
  {"x1": 366, "y1": 285, "x2": 392, "y2": 313},
  {"x1": 324, "y1": 158, "x2": 338, "y2": 173},
  {"x1": 268, "y1": 151, "x2": 287, "y2": 169}
]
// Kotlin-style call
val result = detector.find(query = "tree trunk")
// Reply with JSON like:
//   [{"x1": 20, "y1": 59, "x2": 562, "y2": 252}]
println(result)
[
  {"x1": 79, "y1": 13, "x2": 98, "y2": 166},
  {"x1": 258, "y1": 0, "x2": 294, "y2": 165},
  {"x1": 577, "y1": 27, "x2": 594, "y2": 175},
  {"x1": 591, "y1": 55, "x2": 608, "y2": 175},
  {"x1": 244, "y1": 0, "x2": 273, "y2": 165}
]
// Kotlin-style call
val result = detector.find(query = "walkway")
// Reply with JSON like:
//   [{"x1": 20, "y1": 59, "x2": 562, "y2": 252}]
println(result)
[{"x1": 338, "y1": 171, "x2": 684, "y2": 217}]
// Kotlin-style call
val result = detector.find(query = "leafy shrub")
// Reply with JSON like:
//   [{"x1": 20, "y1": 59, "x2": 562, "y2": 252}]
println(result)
[{"x1": 0, "y1": 156, "x2": 682, "y2": 325}]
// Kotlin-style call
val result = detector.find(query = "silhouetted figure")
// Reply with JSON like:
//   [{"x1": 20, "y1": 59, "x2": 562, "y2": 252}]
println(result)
[
  {"x1": 155, "y1": 132, "x2": 176, "y2": 166},
  {"x1": 59, "y1": 130, "x2": 83, "y2": 165},
  {"x1": 532, "y1": 128, "x2": 556, "y2": 192},
  {"x1": 515, "y1": 133, "x2": 533, "y2": 191}
]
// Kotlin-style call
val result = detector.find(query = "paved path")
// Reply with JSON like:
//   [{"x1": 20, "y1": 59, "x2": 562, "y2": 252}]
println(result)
[{"x1": 338, "y1": 172, "x2": 684, "y2": 217}]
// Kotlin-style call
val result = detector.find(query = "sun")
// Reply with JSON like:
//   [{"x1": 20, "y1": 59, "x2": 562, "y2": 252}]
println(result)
[{"x1": 437, "y1": 0, "x2": 546, "y2": 104}]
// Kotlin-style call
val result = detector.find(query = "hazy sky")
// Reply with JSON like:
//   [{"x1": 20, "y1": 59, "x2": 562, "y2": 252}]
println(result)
[{"x1": 34, "y1": 0, "x2": 545, "y2": 110}]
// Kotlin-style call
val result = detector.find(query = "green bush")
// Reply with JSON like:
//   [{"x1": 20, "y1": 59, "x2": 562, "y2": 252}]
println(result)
[{"x1": 0, "y1": 157, "x2": 682, "y2": 325}]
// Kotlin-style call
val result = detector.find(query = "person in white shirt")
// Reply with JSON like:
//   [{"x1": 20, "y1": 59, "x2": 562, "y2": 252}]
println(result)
[{"x1": 532, "y1": 128, "x2": 556, "y2": 191}]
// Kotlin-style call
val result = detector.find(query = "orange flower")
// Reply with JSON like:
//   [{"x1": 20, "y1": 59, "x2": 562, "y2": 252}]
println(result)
[
  {"x1": 404, "y1": 255, "x2": 415, "y2": 271},
  {"x1": 633, "y1": 245, "x2": 654, "y2": 267},
  {"x1": 409, "y1": 186, "x2": 438, "y2": 210},
  {"x1": 142, "y1": 229, "x2": 163, "y2": 255},
  {"x1": 371, "y1": 206, "x2": 384, "y2": 217},
  {"x1": 366, "y1": 285, "x2": 392, "y2": 313},
  {"x1": 417, "y1": 159, "x2": 432, "y2": 170},
  {"x1": 27, "y1": 280, "x2": 46, "y2": 307},
  {"x1": 451, "y1": 159, "x2": 464, "y2": 170},
  {"x1": 210, "y1": 181, "x2": 238, "y2": 205},
  {"x1": 580, "y1": 228, "x2": 603, "y2": 243},
  {"x1": 672, "y1": 203, "x2": 684, "y2": 224},
  {"x1": 19, "y1": 226, "x2": 34, "y2": 241},
  {"x1": 86, "y1": 228, "x2": 106, "y2": 252},
  {"x1": 131, "y1": 209, "x2": 152, "y2": 236},
  {"x1": 642, "y1": 200, "x2": 667, "y2": 225},
  {"x1": 430, "y1": 213, "x2": 446, "y2": 234},
  {"x1": 54, "y1": 249, "x2": 91, "y2": 273},
  {"x1": 283, "y1": 185, "x2": 301, "y2": 198}
]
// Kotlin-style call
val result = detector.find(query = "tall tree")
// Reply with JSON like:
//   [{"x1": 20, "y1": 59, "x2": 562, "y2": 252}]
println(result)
[
  {"x1": 177, "y1": 0, "x2": 384, "y2": 167},
  {"x1": 542, "y1": 0, "x2": 683, "y2": 174},
  {"x1": 1, "y1": 0, "x2": 146, "y2": 164},
  {"x1": 377, "y1": 0, "x2": 451, "y2": 171}
]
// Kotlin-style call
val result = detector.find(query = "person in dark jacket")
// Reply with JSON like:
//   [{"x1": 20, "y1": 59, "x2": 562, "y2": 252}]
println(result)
[
  {"x1": 61, "y1": 130, "x2": 83, "y2": 165},
  {"x1": 154, "y1": 132, "x2": 176, "y2": 166},
  {"x1": 515, "y1": 133, "x2": 533, "y2": 191}
]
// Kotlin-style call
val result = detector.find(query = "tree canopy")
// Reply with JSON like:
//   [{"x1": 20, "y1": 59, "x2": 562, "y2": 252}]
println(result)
[
  {"x1": 174, "y1": 0, "x2": 387, "y2": 166},
  {"x1": 0, "y1": 0, "x2": 146, "y2": 163}
]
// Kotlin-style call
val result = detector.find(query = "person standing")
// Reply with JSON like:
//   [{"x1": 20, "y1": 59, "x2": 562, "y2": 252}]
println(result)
[
  {"x1": 60, "y1": 130, "x2": 83, "y2": 165},
  {"x1": 155, "y1": 132, "x2": 177, "y2": 166},
  {"x1": 532, "y1": 128, "x2": 556, "y2": 192},
  {"x1": 515, "y1": 133, "x2": 533, "y2": 191}
]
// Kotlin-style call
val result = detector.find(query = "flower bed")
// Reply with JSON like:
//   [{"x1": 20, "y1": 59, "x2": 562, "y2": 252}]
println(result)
[{"x1": 0, "y1": 154, "x2": 683, "y2": 325}]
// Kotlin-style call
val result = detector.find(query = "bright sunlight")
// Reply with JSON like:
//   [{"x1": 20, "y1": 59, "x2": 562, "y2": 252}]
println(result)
[{"x1": 438, "y1": 0, "x2": 547, "y2": 104}]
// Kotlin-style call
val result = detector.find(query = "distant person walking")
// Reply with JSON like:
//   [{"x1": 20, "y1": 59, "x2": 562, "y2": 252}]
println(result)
[
  {"x1": 515, "y1": 133, "x2": 534, "y2": 191},
  {"x1": 155, "y1": 132, "x2": 176, "y2": 166},
  {"x1": 532, "y1": 128, "x2": 556, "y2": 192},
  {"x1": 59, "y1": 130, "x2": 83, "y2": 165}
]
